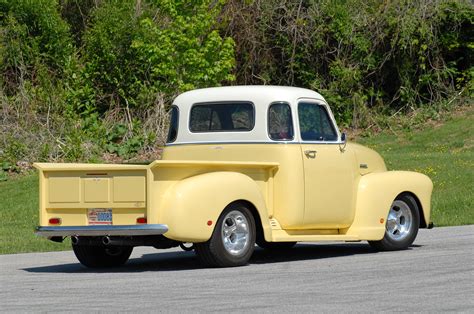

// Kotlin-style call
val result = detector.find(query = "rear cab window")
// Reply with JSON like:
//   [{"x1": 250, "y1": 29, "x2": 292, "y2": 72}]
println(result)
[
  {"x1": 298, "y1": 102, "x2": 337, "y2": 141},
  {"x1": 189, "y1": 102, "x2": 255, "y2": 132}
]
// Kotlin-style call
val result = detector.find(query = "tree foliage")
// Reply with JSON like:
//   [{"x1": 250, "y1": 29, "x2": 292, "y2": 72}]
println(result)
[
  {"x1": 0, "y1": 0, "x2": 472, "y2": 168},
  {"x1": 0, "y1": 0, "x2": 73, "y2": 93},
  {"x1": 81, "y1": 0, "x2": 235, "y2": 112},
  {"x1": 222, "y1": 0, "x2": 473, "y2": 126}
]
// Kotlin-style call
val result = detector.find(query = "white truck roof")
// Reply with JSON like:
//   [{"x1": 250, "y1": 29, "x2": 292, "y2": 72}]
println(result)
[
  {"x1": 174, "y1": 85, "x2": 325, "y2": 107},
  {"x1": 170, "y1": 85, "x2": 340, "y2": 145}
]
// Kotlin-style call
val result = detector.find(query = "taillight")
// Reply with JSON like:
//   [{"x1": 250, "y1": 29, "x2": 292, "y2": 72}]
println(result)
[
  {"x1": 136, "y1": 217, "x2": 147, "y2": 224},
  {"x1": 49, "y1": 218, "x2": 61, "y2": 225}
]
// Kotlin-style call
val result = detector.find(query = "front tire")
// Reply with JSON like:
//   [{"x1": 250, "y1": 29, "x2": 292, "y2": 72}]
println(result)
[
  {"x1": 195, "y1": 203, "x2": 256, "y2": 267},
  {"x1": 369, "y1": 194, "x2": 420, "y2": 251},
  {"x1": 72, "y1": 245, "x2": 133, "y2": 268}
]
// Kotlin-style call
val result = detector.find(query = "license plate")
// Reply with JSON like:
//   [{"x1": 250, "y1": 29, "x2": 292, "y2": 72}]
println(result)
[{"x1": 88, "y1": 208, "x2": 112, "y2": 225}]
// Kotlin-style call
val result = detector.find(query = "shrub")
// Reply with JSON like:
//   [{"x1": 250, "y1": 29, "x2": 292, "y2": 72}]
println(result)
[
  {"x1": 222, "y1": 0, "x2": 473, "y2": 126},
  {"x1": 0, "y1": 0, "x2": 73, "y2": 93},
  {"x1": 81, "y1": 0, "x2": 235, "y2": 113}
]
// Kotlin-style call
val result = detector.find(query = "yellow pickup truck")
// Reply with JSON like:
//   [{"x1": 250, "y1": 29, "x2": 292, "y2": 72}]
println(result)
[{"x1": 35, "y1": 86, "x2": 433, "y2": 268}]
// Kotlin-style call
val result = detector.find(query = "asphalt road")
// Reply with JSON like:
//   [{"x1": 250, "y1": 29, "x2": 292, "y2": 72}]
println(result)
[{"x1": 1, "y1": 226, "x2": 473, "y2": 312}]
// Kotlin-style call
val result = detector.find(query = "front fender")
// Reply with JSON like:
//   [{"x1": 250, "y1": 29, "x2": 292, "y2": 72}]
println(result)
[
  {"x1": 345, "y1": 171, "x2": 433, "y2": 240},
  {"x1": 159, "y1": 171, "x2": 270, "y2": 242}
]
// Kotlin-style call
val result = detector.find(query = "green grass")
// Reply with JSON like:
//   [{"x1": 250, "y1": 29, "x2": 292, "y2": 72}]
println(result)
[
  {"x1": 1, "y1": 109, "x2": 473, "y2": 254},
  {"x1": 357, "y1": 108, "x2": 474, "y2": 226},
  {"x1": 0, "y1": 174, "x2": 70, "y2": 254}
]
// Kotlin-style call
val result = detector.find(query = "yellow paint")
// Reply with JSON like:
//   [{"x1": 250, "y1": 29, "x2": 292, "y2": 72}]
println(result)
[
  {"x1": 160, "y1": 144, "x2": 304, "y2": 231},
  {"x1": 113, "y1": 175, "x2": 146, "y2": 203},
  {"x1": 111, "y1": 208, "x2": 147, "y2": 226},
  {"x1": 83, "y1": 177, "x2": 110, "y2": 203},
  {"x1": 34, "y1": 141, "x2": 432, "y2": 243},
  {"x1": 156, "y1": 171, "x2": 271, "y2": 242},
  {"x1": 48, "y1": 175, "x2": 81, "y2": 203},
  {"x1": 34, "y1": 165, "x2": 148, "y2": 226},
  {"x1": 300, "y1": 143, "x2": 357, "y2": 229},
  {"x1": 342, "y1": 170, "x2": 433, "y2": 240}
]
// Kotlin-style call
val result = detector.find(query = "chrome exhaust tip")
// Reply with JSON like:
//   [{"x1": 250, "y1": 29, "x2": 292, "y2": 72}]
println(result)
[{"x1": 102, "y1": 236, "x2": 111, "y2": 245}]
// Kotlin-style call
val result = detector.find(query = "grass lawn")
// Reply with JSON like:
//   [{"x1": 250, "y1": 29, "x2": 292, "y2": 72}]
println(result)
[
  {"x1": 0, "y1": 107, "x2": 472, "y2": 254},
  {"x1": 0, "y1": 175, "x2": 71, "y2": 254},
  {"x1": 357, "y1": 107, "x2": 474, "y2": 227}
]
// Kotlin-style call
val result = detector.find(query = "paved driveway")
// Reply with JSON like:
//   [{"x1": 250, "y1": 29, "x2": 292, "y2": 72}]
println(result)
[{"x1": 0, "y1": 226, "x2": 473, "y2": 312}]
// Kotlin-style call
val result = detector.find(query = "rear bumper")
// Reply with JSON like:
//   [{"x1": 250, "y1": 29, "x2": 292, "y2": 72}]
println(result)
[{"x1": 35, "y1": 224, "x2": 168, "y2": 237}]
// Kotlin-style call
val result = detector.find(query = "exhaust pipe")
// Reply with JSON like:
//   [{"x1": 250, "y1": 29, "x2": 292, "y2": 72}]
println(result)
[
  {"x1": 71, "y1": 236, "x2": 102, "y2": 246},
  {"x1": 102, "y1": 236, "x2": 111, "y2": 245},
  {"x1": 102, "y1": 236, "x2": 160, "y2": 246},
  {"x1": 102, "y1": 236, "x2": 131, "y2": 246}
]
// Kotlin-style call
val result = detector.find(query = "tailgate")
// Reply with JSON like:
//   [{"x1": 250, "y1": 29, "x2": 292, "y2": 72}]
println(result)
[{"x1": 34, "y1": 163, "x2": 148, "y2": 227}]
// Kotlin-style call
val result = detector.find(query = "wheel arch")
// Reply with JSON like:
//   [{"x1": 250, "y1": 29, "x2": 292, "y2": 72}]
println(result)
[
  {"x1": 232, "y1": 199, "x2": 266, "y2": 246},
  {"x1": 159, "y1": 171, "x2": 271, "y2": 243},
  {"x1": 396, "y1": 191, "x2": 427, "y2": 228},
  {"x1": 345, "y1": 171, "x2": 433, "y2": 240}
]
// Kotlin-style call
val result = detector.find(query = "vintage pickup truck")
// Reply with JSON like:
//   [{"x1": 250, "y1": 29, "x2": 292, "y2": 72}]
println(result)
[{"x1": 35, "y1": 86, "x2": 433, "y2": 268}]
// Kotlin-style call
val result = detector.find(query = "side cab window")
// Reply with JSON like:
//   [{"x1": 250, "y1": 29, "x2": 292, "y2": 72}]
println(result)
[
  {"x1": 166, "y1": 106, "x2": 179, "y2": 143},
  {"x1": 298, "y1": 102, "x2": 337, "y2": 141},
  {"x1": 268, "y1": 102, "x2": 294, "y2": 141}
]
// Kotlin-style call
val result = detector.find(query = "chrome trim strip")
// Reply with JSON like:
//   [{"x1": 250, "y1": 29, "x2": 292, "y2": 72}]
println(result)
[
  {"x1": 165, "y1": 141, "x2": 346, "y2": 146},
  {"x1": 35, "y1": 224, "x2": 168, "y2": 237}
]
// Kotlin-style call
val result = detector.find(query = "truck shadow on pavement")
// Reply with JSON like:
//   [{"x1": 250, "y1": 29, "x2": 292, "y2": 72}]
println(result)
[{"x1": 23, "y1": 243, "x2": 421, "y2": 274}]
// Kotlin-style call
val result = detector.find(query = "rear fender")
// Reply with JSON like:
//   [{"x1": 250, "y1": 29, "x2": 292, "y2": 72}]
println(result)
[
  {"x1": 159, "y1": 171, "x2": 270, "y2": 242},
  {"x1": 345, "y1": 171, "x2": 433, "y2": 240}
]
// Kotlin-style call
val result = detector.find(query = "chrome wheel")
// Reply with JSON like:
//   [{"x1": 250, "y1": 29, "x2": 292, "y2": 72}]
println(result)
[
  {"x1": 221, "y1": 210, "x2": 250, "y2": 256},
  {"x1": 195, "y1": 203, "x2": 256, "y2": 267},
  {"x1": 386, "y1": 200, "x2": 413, "y2": 241}
]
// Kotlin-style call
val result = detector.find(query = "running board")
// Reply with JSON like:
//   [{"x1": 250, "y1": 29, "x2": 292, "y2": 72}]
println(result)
[
  {"x1": 271, "y1": 229, "x2": 360, "y2": 242},
  {"x1": 268, "y1": 218, "x2": 360, "y2": 242}
]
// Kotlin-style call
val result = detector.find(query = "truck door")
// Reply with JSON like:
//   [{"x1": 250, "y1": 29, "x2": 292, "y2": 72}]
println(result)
[{"x1": 298, "y1": 100, "x2": 357, "y2": 229}]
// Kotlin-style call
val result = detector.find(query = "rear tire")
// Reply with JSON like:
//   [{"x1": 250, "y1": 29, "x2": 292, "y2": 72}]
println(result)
[
  {"x1": 195, "y1": 203, "x2": 256, "y2": 267},
  {"x1": 72, "y1": 245, "x2": 133, "y2": 268},
  {"x1": 369, "y1": 194, "x2": 420, "y2": 251}
]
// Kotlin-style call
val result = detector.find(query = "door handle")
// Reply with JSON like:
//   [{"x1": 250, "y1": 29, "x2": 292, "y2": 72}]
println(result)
[{"x1": 304, "y1": 150, "x2": 317, "y2": 158}]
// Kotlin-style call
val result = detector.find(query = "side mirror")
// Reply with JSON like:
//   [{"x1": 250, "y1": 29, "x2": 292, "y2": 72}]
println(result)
[{"x1": 339, "y1": 132, "x2": 347, "y2": 152}]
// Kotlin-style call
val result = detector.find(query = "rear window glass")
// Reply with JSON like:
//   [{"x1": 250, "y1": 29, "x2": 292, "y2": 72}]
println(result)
[{"x1": 189, "y1": 102, "x2": 254, "y2": 132}]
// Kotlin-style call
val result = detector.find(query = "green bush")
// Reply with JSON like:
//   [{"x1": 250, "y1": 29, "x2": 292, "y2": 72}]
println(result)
[
  {"x1": 0, "y1": 0, "x2": 472, "y2": 173},
  {"x1": 0, "y1": 0, "x2": 73, "y2": 93},
  {"x1": 223, "y1": 0, "x2": 473, "y2": 126},
  {"x1": 81, "y1": 0, "x2": 235, "y2": 112}
]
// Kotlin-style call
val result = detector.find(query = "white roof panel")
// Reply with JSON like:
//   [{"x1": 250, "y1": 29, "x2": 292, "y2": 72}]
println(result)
[{"x1": 170, "y1": 86, "x2": 335, "y2": 145}]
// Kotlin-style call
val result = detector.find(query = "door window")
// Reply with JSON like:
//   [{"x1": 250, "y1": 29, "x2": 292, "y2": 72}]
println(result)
[{"x1": 298, "y1": 102, "x2": 337, "y2": 141}]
